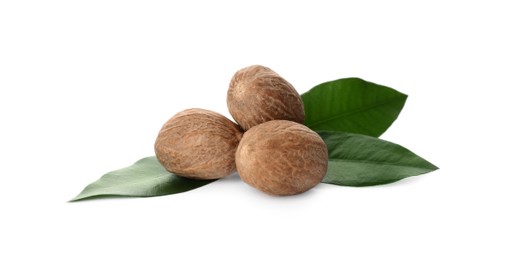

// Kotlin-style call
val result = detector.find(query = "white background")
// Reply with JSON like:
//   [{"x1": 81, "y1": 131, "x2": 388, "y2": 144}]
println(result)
[{"x1": 1, "y1": 0, "x2": 511, "y2": 259}]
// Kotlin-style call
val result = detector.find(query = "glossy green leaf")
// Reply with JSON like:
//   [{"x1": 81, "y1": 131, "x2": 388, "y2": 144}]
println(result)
[
  {"x1": 302, "y1": 78, "x2": 407, "y2": 137},
  {"x1": 319, "y1": 131, "x2": 438, "y2": 186},
  {"x1": 70, "y1": 156, "x2": 215, "y2": 202}
]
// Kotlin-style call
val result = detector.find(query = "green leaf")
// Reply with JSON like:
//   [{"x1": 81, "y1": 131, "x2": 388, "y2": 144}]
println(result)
[
  {"x1": 69, "y1": 156, "x2": 215, "y2": 202},
  {"x1": 319, "y1": 131, "x2": 438, "y2": 186},
  {"x1": 301, "y1": 78, "x2": 407, "y2": 137}
]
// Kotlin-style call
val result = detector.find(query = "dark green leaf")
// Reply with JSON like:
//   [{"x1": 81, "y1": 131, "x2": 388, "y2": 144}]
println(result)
[
  {"x1": 69, "y1": 156, "x2": 215, "y2": 202},
  {"x1": 302, "y1": 78, "x2": 407, "y2": 137},
  {"x1": 319, "y1": 131, "x2": 438, "y2": 186}
]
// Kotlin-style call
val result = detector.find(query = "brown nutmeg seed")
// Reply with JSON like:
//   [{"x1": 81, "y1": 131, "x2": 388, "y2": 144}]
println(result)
[
  {"x1": 236, "y1": 120, "x2": 328, "y2": 196},
  {"x1": 155, "y1": 108, "x2": 243, "y2": 180},
  {"x1": 227, "y1": 65, "x2": 305, "y2": 131}
]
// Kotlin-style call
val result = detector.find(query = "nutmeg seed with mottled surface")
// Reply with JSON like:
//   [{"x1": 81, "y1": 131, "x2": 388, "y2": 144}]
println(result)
[
  {"x1": 236, "y1": 120, "x2": 328, "y2": 196},
  {"x1": 155, "y1": 108, "x2": 243, "y2": 180},
  {"x1": 227, "y1": 65, "x2": 305, "y2": 131}
]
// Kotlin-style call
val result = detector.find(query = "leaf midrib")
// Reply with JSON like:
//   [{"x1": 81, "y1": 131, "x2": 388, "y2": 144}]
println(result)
[
  {"x1": 329, "y1": 158, "x2": 435, "y2": 170},
  {"x1": 98, "y1": 173, "x2": 171, "y2": 188},
  {"x1": 306, "y1": 96, "x2": 405, "y2": 128}
]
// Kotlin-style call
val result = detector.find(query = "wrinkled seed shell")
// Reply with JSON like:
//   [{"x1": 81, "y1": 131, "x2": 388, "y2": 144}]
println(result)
[
  {"x1": 236, "y1": 120, "x2": 328, "y2": 196},
  {"x1": 155, "y1": 108, "x2": 243, "y2": 180},
  {"x1": 227, "y1": 65, "x2": 305, "y2": 131}
]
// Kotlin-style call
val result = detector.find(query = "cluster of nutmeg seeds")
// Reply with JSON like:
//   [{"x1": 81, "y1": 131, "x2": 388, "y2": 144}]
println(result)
[{"x1": 154, "y1": 65, "x2": 328, "y2": 196}]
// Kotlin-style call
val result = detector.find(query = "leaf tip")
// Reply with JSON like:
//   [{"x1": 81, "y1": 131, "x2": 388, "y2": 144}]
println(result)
[{"x1": 68, "y1": 195, "x2": 83, "y2": 203}]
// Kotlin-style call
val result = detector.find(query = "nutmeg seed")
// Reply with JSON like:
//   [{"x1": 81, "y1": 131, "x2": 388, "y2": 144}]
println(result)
[
  {"x1": 155, "y1": 108, "x2": 243, "y2": 180},
  {"x1": 236, "y1": 120, "x2": 328, "y2": 196},
  {"x1": 227, "y1": 65, "x2": 305, "y2": 131}
]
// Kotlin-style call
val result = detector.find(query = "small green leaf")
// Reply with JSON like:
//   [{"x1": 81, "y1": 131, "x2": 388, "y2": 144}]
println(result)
[
  {"x1": 69, "y1": 156, "x2": 215, "y2": 202},
  {"x1": 301, "y1": 78, "x2": 407, "y2": 137},
  {"x1": 319, "y1": 131, "x2": 438, "y2": 186}
]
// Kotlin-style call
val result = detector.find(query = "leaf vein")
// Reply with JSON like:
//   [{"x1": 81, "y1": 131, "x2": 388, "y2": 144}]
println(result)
[
  {"x1": 329, "y1": 158, "x2": 435, "y2": 170},
  {"x1": 307, "y1": 96, "x2": 405, "y2": 128}
]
